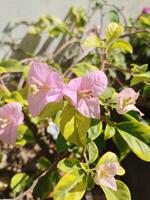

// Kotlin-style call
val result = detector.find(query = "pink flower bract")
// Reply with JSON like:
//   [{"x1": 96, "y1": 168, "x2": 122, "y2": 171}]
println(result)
[
  {"x1": 115, "y1": 88, "x2": 143, "y2": 116},
  {"x1": 94, "y1": 162, "x2": 119, "y2": 190},
  {"x1": 0, "y1": 103, "x2": 24, "y2": 144},
  {"x1": 64, "y1": 71, "x2": 108, "y2": 119},
  {"x1": 143, "y1": 7, "x2": 150, "y2": 14},
  {"x1": 28, "y1": 62, "x2": 64, "y2": 117}
]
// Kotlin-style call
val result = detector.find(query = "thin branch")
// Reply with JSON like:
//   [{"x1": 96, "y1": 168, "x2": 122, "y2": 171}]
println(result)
[
  {"x1": 63, "y1": 49, "x2": 93, "y2": 78},
  {"x1": 2, "y1": 151, "x2": 69, "y2": 200},
  {"x1": 23, "y1": 112, "x2": 53, "y2": 160},
  {"x1": 121, "y1": 28, "x2": 150, "y2": 38},
  {"x1": 48, "y1": 39, "x2": 80, "y2": 61},
  {"x1": 104, "y1": 62, "x2": 134, "y2": 74},
  {"x1": 103, "y1": 3, "x2": 127, "y2": 26}
]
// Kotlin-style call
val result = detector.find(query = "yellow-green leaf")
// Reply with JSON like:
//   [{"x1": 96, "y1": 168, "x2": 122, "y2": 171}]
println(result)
[
  {"x1": 0, "y1": 59, "x2": 24, "y2": 73},
  {"x1": 6, "y1": 91, "x2": 27, "y2": 105},
  {"x1": 131, "y1": 72, "x2": 150, "y2": 86},
  {"x1": 104, "y1": 124, "x2": 115, "y2": 140},
  {"x1": 88, "y1": 121, "x2": 102, "y2": 140},
  {"x1": 71, "y1": 63, "x2": 98, "y2": 77},
  {"x1": 101, "y1": 180, "x2": 131, "y2": 200},
  {"x1": 0, "y1": 84, "x2": 10, "y2": 98},
  {"x1": 39, "y1": 101, "x2": 63, "y2": 119},
  {"x1": 60, "y1": 104, "x2": 91, "y2": 146},
  {"x1": 10, "y1": 173, "x2": 30, "y2": 194},
  {"x1": 105, "y1": 23, "x2": 124, "y2": 42},
  {"x1": 53, "y1": 170, "x2": 86, "y2": 200},
  {"x1": 87, "y1": 141, "x2": 98, "y2": 164},
  {"x1": 117, "y1": 129, "x2": 150, "y2": 162},
  {"x1": 0, "y1": 66, "x2": 7, "y2": 74},
  {"x1": 83, "y1": 35, "x2": 105, "y2": 48},
  {"x1": 109, "y1": 40, "x2": 133, "y2": 53},
  {"x1": 57, "y1": 158, "x2": 80, "y2": 173},
  {"x1": 116, "y1": 121, "x2": 150, "y2": 145},
  {"x1": 140, "y1": 16, "x2": 150, "y2": 26}
]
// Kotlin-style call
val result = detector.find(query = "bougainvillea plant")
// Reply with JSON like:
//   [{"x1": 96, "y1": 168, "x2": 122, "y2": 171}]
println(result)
[{"x1": 0, "y1": 1, "x2": 150, "y2": 199}]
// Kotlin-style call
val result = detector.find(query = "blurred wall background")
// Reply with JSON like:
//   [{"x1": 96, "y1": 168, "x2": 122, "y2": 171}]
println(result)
[
  {"x1": 0, "y1": 0, "x2": 149, "y2": 58},
  {"x1": 0, "y1": 0, "x2": 149, "y2": 32}
]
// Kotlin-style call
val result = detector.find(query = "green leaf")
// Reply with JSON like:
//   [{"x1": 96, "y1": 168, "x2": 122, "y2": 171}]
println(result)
[
  {"x1": 96, "y1": 152, "x2": 125, "y2": 176},
  {"x1": 101, "y1": 180, "x2": 131, "y2": 200},
  {"x1": 71, "y1": 63, "x2": 98, "y2": 77},
  {"x1": 53, "y1": 170, "x2": 86, "y2": 200},
  {"x1": 0, "y1": 66, "x2": 7, "y2": 74},
  {"x1": 105, "y1": 23, "x2": 124, "y2": 42},
  {"x1": 56, "y1": 133, "x2": 68, "y2": 153},
  {"x1": 104, "y1": 124, "x2": 115, "y2": 140},
  {"x1": 37, "y1": 156, "x2": 51, "y2": 171},
  {"x1": 101, "y1": 87, "x2": 116, "y2": 100},
  {"x1": 80, "y1": 162, "x2": 89, "y2": 172},
  {"x1": 17, "y1": 124, "x2": 35, "y2": 145},
  {"x1": 33, "y1": 172, "x2": 52, "y2": 198},
  {"x1": 39, "y1": 101, "x2": 63, "y2": 119},
  {"x1": 87, "y1": 141, "x2": 98, "y2": 164},
  {"x1": 109, "y1": 40, "x2": 133, "y2": 53},
  {"x1": 71, "y1": 6, "x2": 87, "y2": 30},
  {"x1": 0, "y1": 59, "x2": 24, "y2": 73},
  {"x1": 131, "y1": 72, "x2": 150, "y2": 85},
  {"x1": 34, "y1": 171, "x2": 59, "y2": 199},
  {"x1": 131, "y1": 64, "x2": 148, "y2": 73},
  {"x1": 113, "y1": 133, "x2": 130, "y2": 161},
  {"x1": 57, "y1": 158, "x2": 80, "y2": 173},
  {"x1": 86, "y1": 174, "x2": 95, "y2": 191},
  {"x1": 10, "y1": 173, "x2": 30, "y2": 194},
  {"x1": 0, "y1": 84, "x2": 10, "y2": 98},
  {"x1": 117, "y1": 128, "x2": 150, "y2": 161},
  {"x1": 83, "y1": 35, "x2": 105, "y2": 48},
  {"x1": 88, "y1": 121, "x2": 102, "y2": 140},
  {"x1": 109, "y1": 10, "x2": 119, "y2": 23},
  {"x1": 116, "y1": 121, "x2": 150, "y2": 145},
  {"x1": 6, "y1": 91, "x2": 27, "y2": 105},
  {"x1": 140, "y1": 16, "x2": 150, "y2": 26},
  {"x1": 60, "y1": 104, "x2": 91, "y2": 146},
  {"x1": 28, "y1": 26, "x2": 41, "y2": 34},
  {"x1": 116, "y1": 117, "x2": 150, "y2": 161}
]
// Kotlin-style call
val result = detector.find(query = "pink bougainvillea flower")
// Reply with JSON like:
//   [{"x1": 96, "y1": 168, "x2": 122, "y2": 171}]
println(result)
[
  {"x1": 0, "y1": 103, "x2": 24, "y2": 144},
  {"x1": 64, "y1": 71, "x2": 108, "y2": 119},
  {"x1": 115, "y1": 88, "x2": 143, "y2": 116},
  {"x1": 28, "y1": 62, "x2": 64, "y2": 117},
  {"x1": 94, "y1": 162, "x2": 119, "y2": 190},
  {"x1": 143, "y1": 7, "x2": 150, "y2": 14}
]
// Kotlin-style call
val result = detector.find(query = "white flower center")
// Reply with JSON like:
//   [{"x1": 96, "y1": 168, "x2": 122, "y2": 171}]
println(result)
[
  {"x1": 0, "y1": 118, "x2": 9, "y2": 129},
  {"x1": 30, "y1": 77, "x2": 51, "y2": 95},
  {"x1": 123, "y1": 97, "x2": 135, "y2": 107},
  {"x1": 78, "y1": 89, "x2": 93, "y2": 99}
]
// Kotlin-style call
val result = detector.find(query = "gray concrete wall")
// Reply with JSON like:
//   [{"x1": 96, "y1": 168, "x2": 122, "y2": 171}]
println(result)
[
  {"x1": 0, "y1": 0, "x2": 149, "y2": 58},
  {"x1": 0, "y1": 0, "x2": 149, "y2": 32}
]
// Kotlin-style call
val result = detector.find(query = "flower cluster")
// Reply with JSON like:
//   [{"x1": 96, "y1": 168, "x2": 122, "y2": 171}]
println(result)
[
  {"x1": 28, "y1": 62, "x2": 108, "y2": 119},
  {"x1": 0, "y1": 103, "x2": 24, "y2": 144},
  {"x1": 94, "y1": 162, "x2": 119, "y2": 190},
  {"x1": 64, "y1": 71, "x2": 108, "y2": 119},
  {"x1": 115, "y1": 88, "x2": 143, "y2": 116},
  {"x1": 143, "y1": 7, "x2": 150, "y2": 14},
  {"x1": 0, "y1": 62, "x2": 143, "y2": 145}
]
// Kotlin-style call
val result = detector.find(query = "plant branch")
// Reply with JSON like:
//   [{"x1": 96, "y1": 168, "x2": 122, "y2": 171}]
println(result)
[
  {"x1": 121, "y1": 28, "x2": 150, "y2": 38},
  {"x1": 104, "y1": 62, "x2": 134, "y2": 74},
  {"x1": 63, "y1": 49, "x2": 93, "y2": 78},
  {"x1": 48, "y1": 39, "x2": 80, "y2": 61},
  {"x1": 2, "y1": 151, "x2": 69, "y2": 200},
  {"x1": 23, "y1": 112, "x2": 53, "y2": 160},
  {"x1": 103, "y1": 3, "x2": 127, "y2": 26}
]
